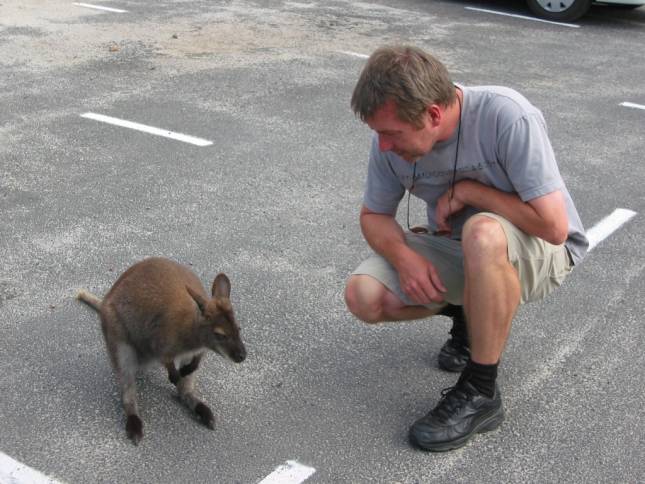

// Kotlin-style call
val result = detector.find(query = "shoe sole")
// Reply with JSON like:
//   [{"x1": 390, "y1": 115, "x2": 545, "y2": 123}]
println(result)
[{"x1": 409, "y1": 409, "x2": 504, "y2": 452}]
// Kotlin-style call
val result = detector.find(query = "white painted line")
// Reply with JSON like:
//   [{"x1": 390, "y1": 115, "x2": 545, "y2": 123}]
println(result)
[
  {"x1": 73, "y1": 2, "x2": 127, "y2": 13},
  {"x1": 258, "y1": 461, "x2": 316, "y2": 484},
  {"x1": 465, "y1": 6, "x2": 580, "y2": 28},
  {"x1": 0, "y1": 451, "x2": 65, "y2": 484},
  {"x1": 587, "y1": 208, "x2": 637, "y2": 251},
  {"x1": 338, "y1": 50, "x2": 369, "y2": 59},
  {"x1": 620, "y1": 101, "x2": 645, "y2": 110},
  {"x1": 80, "y1": 113, "x2": 213, "y2": 147}
]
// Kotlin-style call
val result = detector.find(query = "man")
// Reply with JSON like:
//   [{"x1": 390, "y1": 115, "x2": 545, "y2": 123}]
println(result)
[{"x1": 344, "y1": 45, "x2": 588, "y2": 452}]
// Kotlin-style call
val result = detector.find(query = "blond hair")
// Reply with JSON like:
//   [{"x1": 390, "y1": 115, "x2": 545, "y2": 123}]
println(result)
[{"x1": 351, "y1": 45, "x2": 456, "y2": 127}]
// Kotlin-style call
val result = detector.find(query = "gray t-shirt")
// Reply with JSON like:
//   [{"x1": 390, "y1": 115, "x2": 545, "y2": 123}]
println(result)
[{"x1": 363, "y1": 85, "x2": 588, "y2": 265}]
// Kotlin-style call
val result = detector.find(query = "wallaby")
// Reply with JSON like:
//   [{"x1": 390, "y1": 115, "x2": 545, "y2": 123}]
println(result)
[{"x1": 76, "y1": 257, "x2": 246, "y2": 445}]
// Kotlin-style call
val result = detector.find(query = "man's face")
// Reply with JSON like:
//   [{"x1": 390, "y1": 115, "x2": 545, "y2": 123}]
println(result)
[{"x1": 366, "y1": 100, "x2": 436, "y2": 163}]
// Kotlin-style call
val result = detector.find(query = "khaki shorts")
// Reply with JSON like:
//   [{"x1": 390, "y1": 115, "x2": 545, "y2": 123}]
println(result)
[{"x1": 351, "y1": 212, "x2": 573, "y2": 309}]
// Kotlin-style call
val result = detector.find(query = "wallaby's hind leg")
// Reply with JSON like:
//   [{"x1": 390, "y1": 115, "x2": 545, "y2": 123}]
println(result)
[
  {"x1": 173, "y1": 353, "x2": 214, "y2": 429},
  {"x1": 101, "y1": 310, "x2": 144, "y2": 444},
  {"x1": 114, "y1": 343, "x2": 144, "y2": 444}
]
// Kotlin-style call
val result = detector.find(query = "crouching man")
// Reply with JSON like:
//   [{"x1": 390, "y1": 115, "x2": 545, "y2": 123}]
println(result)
[{"x1": 344, "y1": 45, "x2": 588, "y2": 451}]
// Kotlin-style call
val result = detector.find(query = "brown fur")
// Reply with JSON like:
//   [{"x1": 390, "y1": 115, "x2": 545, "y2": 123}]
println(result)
[{"x1": 76, "y1": 257, "x2": 246, "y2": 445}]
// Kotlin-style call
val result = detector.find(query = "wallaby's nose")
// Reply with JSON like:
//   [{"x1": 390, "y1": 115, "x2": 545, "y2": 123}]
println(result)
[{"x1": 232, "y1": 346, "x2": 246, "y2": 363}]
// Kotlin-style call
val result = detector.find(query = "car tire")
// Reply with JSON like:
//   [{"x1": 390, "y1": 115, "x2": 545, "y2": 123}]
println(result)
[{"x1": 526, "y1": 0, "x2": 592, "y2": 21}]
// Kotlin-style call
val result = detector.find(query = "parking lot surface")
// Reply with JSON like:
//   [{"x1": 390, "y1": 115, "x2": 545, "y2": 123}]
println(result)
[{"x1": 1, "y1": 0, "x2": 644, "y2": 482}]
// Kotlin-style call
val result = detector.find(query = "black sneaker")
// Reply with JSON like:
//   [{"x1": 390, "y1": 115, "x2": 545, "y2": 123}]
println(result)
[
  {"x1": 438, "y1": 339, "x2": 470, "y2": 372},
  {"x1": 437, "y1": 305, "x2": 470, "y2": 372},
  {"x1": 408, "y1": 381, "x2": 504, "y2": 452}
]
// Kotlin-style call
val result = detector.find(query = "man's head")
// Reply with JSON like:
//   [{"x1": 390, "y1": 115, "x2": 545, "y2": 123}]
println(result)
[{"x1": 351, "y1": 45, "x2": 457, "y2": 162}]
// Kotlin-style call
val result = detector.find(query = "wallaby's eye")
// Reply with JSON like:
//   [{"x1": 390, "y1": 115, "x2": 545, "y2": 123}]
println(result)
[{"x1": 213, "y1": 326, "x2": 228, "y2": 340}]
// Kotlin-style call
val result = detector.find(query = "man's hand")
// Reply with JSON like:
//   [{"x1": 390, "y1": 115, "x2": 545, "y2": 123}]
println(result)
[
  {"x1": 395, "y1": 249, "x2": 447, "y2": 305},
  {"x1": 435, "y1": 182, "x2": 468, "y2": 234},
  {"x1": 359, "y1": 206, "x2": 447, "y2": 305}
]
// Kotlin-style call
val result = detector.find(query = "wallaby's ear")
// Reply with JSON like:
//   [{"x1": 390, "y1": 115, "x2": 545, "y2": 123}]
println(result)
[
  {"x1": 186, "y1": 285, "x2": 207, "y2": 314},
  {"x1": 212, "y1": 273, "x2": 231, "y2": 299}
]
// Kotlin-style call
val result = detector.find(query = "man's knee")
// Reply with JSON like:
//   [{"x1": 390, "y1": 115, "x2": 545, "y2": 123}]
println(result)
[
  {"x1": 345, "y1": 275, "x2": 387, "y2": 324},
  {"x1": 462, "y1": 215, "x2": 508, "y2": 262}
]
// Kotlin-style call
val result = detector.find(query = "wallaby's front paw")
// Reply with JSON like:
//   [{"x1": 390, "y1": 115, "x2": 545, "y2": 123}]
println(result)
[
  {"x1": 126, "y1": 415, "x2": 144, "y2": 445},
  {"x1": 179, "y1": 357, "x2": 200, "y2": 377},
  {"x1": 195, "y1": 403, "x2": 215, "y2": 429},
  {"x1": 167, "y1": 366, "x2": 180, "y2": 385}
]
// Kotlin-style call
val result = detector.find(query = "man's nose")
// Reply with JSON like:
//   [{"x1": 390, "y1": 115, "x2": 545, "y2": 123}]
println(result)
[{"x1": 378, "y1": 135, "x2": 393, "y2": 152}]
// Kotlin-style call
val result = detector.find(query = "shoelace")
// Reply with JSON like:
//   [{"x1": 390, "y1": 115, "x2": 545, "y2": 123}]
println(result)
[{"x1": 431, "y1": 385, "x2": 474, "y2": 421}]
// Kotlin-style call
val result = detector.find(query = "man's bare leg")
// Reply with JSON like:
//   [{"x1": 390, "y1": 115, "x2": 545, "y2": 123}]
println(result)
[
  {"x1": 462, "y1": 216, "x2": 521, "y2": 364},
  {"x1": 409, "y1": 215, "x2": 513, "y2": 451},
  {"x1": 345, "y1": 274, "x2": 438, "y2": 323}
]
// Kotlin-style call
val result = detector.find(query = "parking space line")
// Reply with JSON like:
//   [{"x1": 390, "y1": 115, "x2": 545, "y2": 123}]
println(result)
[
  {"x1": 80, "y1": 113, "x2": 213, "y2": 146},
  {"x1": 337, "y1": 50, "x2": 369, "y2": 59},
  {"x1": 72, "y1": 2, "x2": 127, "y2": 13},
  {"x1": 465, "y1": 7, "x2": 580, "y2": 28},
  {"x1": 587, "y1": 208, "x2": 637, "y2": 251},
  {"x1": 620, "y1": 101, "x2": 645, "y2": 110},
  {"x1": 0, "y1": 451, "x2": 65, "y2": 484},
  {"x1": 258, "y1": 461, "x2": 316, "y2": 484}
]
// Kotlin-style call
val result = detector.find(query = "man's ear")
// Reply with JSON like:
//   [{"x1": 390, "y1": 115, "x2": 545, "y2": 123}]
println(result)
[
  {"x1": 186, "y1": 286, "x2": 207, "y2": 314},
  {"x1": 427, "y1": 104, "x2": 443, "y2": 127}
]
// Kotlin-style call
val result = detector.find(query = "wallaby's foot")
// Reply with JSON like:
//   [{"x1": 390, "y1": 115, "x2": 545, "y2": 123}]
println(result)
[
  {"x1": 179, "y1": 356, "x2": 200, "y2": 377},
  {"x1": 126, "y1": 415, "x2": 144, "y2": 445},
  {"x1": 195, "y1": 403, "x2": 215, "y2": 429}
]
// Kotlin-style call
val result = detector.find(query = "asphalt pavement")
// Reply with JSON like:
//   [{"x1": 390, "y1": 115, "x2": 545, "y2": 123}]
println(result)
[{"x1": 1, "y1": 0, "x2": 644, "y2": 482}]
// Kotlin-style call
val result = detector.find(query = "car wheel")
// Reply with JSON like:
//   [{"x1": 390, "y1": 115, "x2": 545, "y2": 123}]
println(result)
[{"x1": 526, "y1": 0, "x2": 592, "y2": 21}]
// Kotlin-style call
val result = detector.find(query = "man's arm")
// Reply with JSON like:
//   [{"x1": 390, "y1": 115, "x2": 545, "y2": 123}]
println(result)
[
  {"x1": 436, "y1": 180, "x2": 568, "y2": 245},
  {"x1": 360, "y1": 205, "x2": 446, "y2": 304}
]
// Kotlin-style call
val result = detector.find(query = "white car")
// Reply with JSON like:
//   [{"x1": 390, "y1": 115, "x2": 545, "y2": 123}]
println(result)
[{"x1": 526, "y1": 0, "x2": 645, "y2": 21}]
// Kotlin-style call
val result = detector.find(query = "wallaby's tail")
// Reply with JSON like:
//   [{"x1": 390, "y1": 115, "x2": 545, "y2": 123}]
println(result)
[{"x1": 76, "y1": 289, "x2": 102, "y2": 312}]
